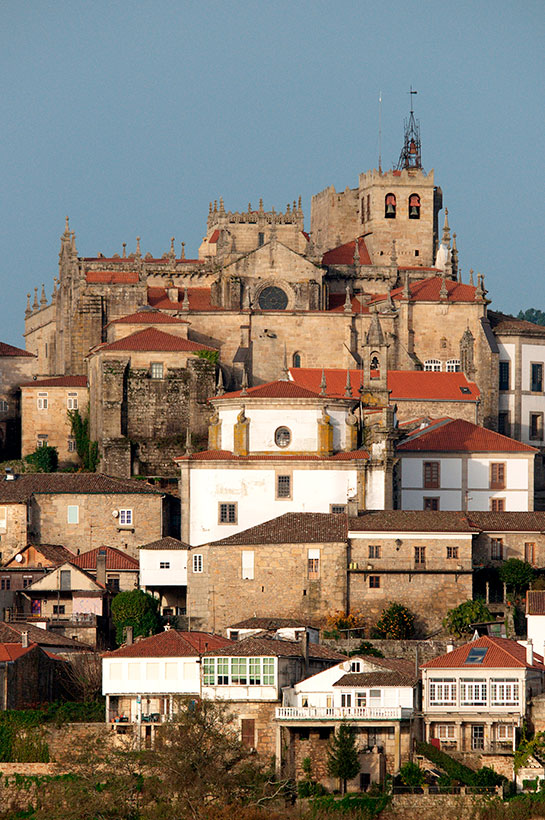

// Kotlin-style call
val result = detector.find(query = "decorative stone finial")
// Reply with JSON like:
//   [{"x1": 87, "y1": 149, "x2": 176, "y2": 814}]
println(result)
[
  {"x1": 353, "y1": 237, "x2": 360, "y2": 267},
  {"x1": 344, "y1": 285, "x2": 352, "y2": 314},
  {"x1": 240, "y1": 369, "x2": 248, "y2": 396},
  {"x1": 366, "y1": 308, "x2": 386, "y2": 346},
  {"x1": 258, "y1": 198, "x2": 264, "y2": 214},
  {"x1": 442, "y1": 209, "x2": 451, "y2": 247},
  {"x1": 215, "y1": 368, "x2": 225, "y2": 396},
  {"x1": 439, "y1": 275, "x2": 448, "y2": 301},
  {"x1": 52, "y1": 278, "x2": 58, "y2": 301},
  {"x1": 40, "y1": 284, "x2": 47, "y2": 306},
  {"x1": 136, "y1": 237, "x2": 141, "y2": 258},
  {"x1": 403, "y1": 271, "x2": 410, "y2": 300},
  {"x1": 185, "y1": 427, "x2": 193, "y2": 455},
  {"x1": 170, "y1": 237, "x2": 175, "y2": 257},
  {"x1": 182, "y1": 288, "x2": 189, "y2": 310},
  {"x1": 219, "y1": 197, "x2": 225, "y2": 215},
  {"x1": 390, "y1": 239, "x2": 398, "y2": 268},
  {"x1": 64, "y1": 215, "x2": 70, "y2": 236},
  {"x1": 345, "y1": 369, "x2": 352, "y2": 397},
  {"x1": 237, "y1": 405, "x2": 247, "y2": 423},
  {"x1": 280, "y1": 345, "x2": 290, "y2": 381},
  {"x1": 297, "y1": 196, "x2": 302, "y2": 214},
  {"x1": 247, "y1": 202, "x2": 252, "y2": 213},
  {"x1": 122, "y1": 242, "x2": 127, "y2": 258},
  {"x1": 181, "y1": 242, "x2": 186, "y2": 260},
  {"x1": 469, "y1": 268, "x2": 474, "y2": 286},
  {"x1": 319, "y1": 368, "x2": 327, "y2": 397},
  {"x1": 213, "y1": 200, "x2": 218, "y2": 213},
  {"x1": 25, "y1": 293, "x2": 32, "y2": 317}
]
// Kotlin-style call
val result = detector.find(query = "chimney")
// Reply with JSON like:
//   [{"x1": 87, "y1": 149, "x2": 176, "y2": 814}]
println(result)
[
  {"x1": 527, "y1": 639, "x2": 534, "y2": 666},
  {"x1": 96, "y1": 548, "x2": 107, "y2": 587},
  {"x1": 301, "y1": 629, "x2": 310, "y2": 677},
  {"x1": 446, "y1": 642, "x2": 455, "y2": 653},
  {"x1": 164, "y1": 624, "x2": 171, "y2": 631},
  {"x1": 347, "y1": 496, "x2": 358, "y2": 517},
  {"x1": 21, "y1": 630, "x2": 29, "y2": 649},
  {"x1": 124, "y1": 625, "x2": 133, "y2": 645},
  {"x1": 4, "y1": 468, "x2": 16, "y2": 481}
]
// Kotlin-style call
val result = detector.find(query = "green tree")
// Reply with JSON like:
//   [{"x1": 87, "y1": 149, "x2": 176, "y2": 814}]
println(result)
[
  {"x1": 111, "y1": 589, "x2": 160, "y2": 645},
  {"x1": 399, "y1": 760, "x2": 425, "y2": 790},
  {"x1": 24, "y1": 445, "x2": 58, "y2": 472},
  {"x1": 327, "y1": 722, "x2": 360, "y2": 794},
  {"x1": 499, "y1": 558, "x2": 535, "y2": 593},
  {"x1": 373, "y1": 602, "x2": 415, "y2": 639},
  {"x1": 443, "y1": 599, "x2": 492, "y2": 637},
  {"x1": 517, "y1": 309, "x2": 545, "y2": 327}
]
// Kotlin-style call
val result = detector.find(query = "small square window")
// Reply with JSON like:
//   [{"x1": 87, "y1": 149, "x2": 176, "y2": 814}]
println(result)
[
  {"x1": 414, "y1": 546, "x2": 426, "y2": 565},
  {"x1": 424, "y1": 497, "x2": 439, "y2": 511},
  {"x1": 447, "y1": 546, "x2": 459, "y2": 560},
  {"x1": 159, "y1": 562, "x2": 170, "y2": 569},
  {"x1": 219, "y1": 503, "x2": 237, "y2": 524},
  {"x1": 491, "y1": 498, "x2": 505, "y2": 512},
  {"x1": 119, "y1": 509, "x2": 133, "y2": 526},
  {"x1": 369, "y1": 575, "x2": 380, "y2": 588},
  {"x1": 330, "y1": 504, "x2": 346, "y2": 514},
  {"x1": 150, "y1": 362, "x2": 164, "y2": 379},
  {"x1": 22, "y1": 576, "x2": 33, "y2": 588},
  {"x1": 368, "y1": 545, "x2": 381, "y2": 559},
  {"x1": 53, "y1": 605, "x2": 65, "y2": 615},
  {"x1": 1, "y1": 578, "x2": 10, "y2": 591},
  {"x1": 67, "y1": 505, "x2": 79, "y2": 524}
]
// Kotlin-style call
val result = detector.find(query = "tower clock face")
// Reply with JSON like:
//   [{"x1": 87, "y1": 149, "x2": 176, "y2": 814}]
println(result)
[{"x1": 258, "y1": 286, "x2": 288, "y2": 310}]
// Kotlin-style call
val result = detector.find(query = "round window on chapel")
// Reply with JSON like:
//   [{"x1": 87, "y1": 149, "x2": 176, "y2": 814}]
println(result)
[
  {"x1": 258, "y1": 286, "x2": 288, "y2": 310},
  {"x1": 275, "y1": 427, "x2": 291, "y2": 448}
]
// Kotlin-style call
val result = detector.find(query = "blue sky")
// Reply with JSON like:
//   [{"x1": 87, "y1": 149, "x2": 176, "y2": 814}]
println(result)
[{"x1": 1, "y1": 0, "x2": 544, "y2": 346}]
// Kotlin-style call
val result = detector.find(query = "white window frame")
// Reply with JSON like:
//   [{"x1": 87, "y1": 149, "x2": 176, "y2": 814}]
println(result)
[
  {"x1": 67, "y1": 393, "x2": 78, "y2": 410},
  {"x1": 428, "y1": 678, "x2": 457, "y2": 706},
  {"x1": 496, "y1": 724, "x2": 514, "y2": 741},
  {"x1": 193, "y1": 554, "x2": 203, "y2": 573},
  {"x1": 241, "y1": 550, "x2": 254, "y2": 580},
  {"x1": 446, "y1": 359, "x2": 461, "y2": 372},
  {"x1": 36, "y1": 435, "x2": 48, "y2": 448},
  {"x1": 67, "y1": 437, "x2": 77, "y2": 452},
  {"x1": 436, "y1": 724, "x2": 456, "y2": 741},
  {"x1": 491, "y1": 678, "x2": 519, "y2": 707},
  {"x1": 150, "y1": 362, "x2": 164, "y2": 379},
  {"x1": 424, "y1": 359, "x2": 442, "y2": 372},
  {"x1": 0, "y1": 400, "x2": 8, "y2": 413},
  {"x1": 67, "y1": 505, "x2": 79, "y2": 524},
  {"x1": 37, "y1": 393, "x2": 48, "y2": 410},
  {"x1": 119, "y1": 509, "x2": 133, "y2": 526},
  {"x1": 460, "y1": 678, "x2": 487, "y2": 707}
]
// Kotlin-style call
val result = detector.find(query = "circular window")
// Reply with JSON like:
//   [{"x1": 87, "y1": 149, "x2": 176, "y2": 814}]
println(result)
[
  {"x1": 274, "y1": 427, "x2": 291, "y2": 448},
  {"x1": 258, "y1": 286, "x2": 288, "y2": 311}
]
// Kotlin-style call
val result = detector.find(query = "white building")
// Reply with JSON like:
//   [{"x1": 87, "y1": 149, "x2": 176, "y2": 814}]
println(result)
[
  {"x1": 421, "y1": 635, "x2": 545, "y2": 755},
  {"x1": 139, "y1": 536, "x2": 189, "y2": 616},
  {"x1": 398, "y1": 417, "x2": 536, "y2": 511},
  {"x1": 176, "y1": 379, "x2": 395, "y2": 546},
  {"x1": 225, "y1": 617, "x2": 320, "y2": 643},
  {"x1": 526, "y1": 591, "x2": 545, "y2": 651},
  {"x1": 102, "y1": 628, "x2": 232, "y2": 724}
]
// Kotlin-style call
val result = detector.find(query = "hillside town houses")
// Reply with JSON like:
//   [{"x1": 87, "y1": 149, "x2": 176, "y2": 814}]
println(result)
[{"x1": 1, "y1": 112, "x2": 545, "y2": 791}]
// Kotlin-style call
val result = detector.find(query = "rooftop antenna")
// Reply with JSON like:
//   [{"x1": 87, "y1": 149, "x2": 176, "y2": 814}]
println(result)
[
  {"x1": 397, "y1": 86, "x2": 422, "y2": 171},
  {"x1": 378, "y1": 90, "x2": 382, "y2": 174}
]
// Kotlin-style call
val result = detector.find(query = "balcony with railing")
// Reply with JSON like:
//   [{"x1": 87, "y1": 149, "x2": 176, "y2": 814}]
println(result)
[{"x1": 275, "y1": 705, "x2": 412, "y2": 721}]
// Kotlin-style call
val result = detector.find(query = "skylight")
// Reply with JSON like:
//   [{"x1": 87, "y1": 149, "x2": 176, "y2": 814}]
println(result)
[
  {"x1": 465, "y1": 647, "x2": 488, "y2": 664},
  {"x1": 460, "y1": 386, "x2": 471, "y2": 395}
]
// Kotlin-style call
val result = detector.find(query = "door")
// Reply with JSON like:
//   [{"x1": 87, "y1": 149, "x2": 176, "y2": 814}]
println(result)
[{"x1": 471, "y1": 725, "x2": 484, "y2": 750}]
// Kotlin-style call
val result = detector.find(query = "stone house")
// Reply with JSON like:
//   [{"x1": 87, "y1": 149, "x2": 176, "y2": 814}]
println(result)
[
  {"x1": 70, "y1": 546, "x2": 139, "y2": 593},
  {"x1": 0, "y1": 621, "x2": 90, "y2": 655},
  {"x1": 0, "y1": 639, "x2": 59, "y2": 709},
  {"x1": 421, "y1": 635, "x2": 545, "y2": 759},
  {"x1": 397, "y1": 417, "x2": 537, "y2": 512},
  {"x1": 102, "y1": 629, "x2": 233, "y2": 725},
  {"x1": 0, "y1": 472, "x2": 174, "y2": 561},
  {"x1": 201, "y1": 636, "x2": 345, "y2": 758},
  {"x1": 20, "y1": 375, "x2": 89, "y2": 466},
  {"x1": 87, "y1": 324, "x2": 217, "y2": 477},
  {"x1": 0, "y1": 543, "x2": 75, "y2": 617},
  {"x1": 139, "y1": 536, "x2": 189, "y2": 617},
  {"x1": 176, "y1": 372, "x2": 397, "y2": 546},
  {"x1": 277, "y1": 654, "x2": 419, "y2": 786},
  {"x1": 0, "y1": 342, "x2": 36, "y2": 461}
]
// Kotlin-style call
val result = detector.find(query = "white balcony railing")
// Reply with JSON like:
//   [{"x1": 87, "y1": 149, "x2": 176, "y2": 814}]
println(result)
[{"x1": 275, "y1": 706, "x2": 412, "y2": 721}]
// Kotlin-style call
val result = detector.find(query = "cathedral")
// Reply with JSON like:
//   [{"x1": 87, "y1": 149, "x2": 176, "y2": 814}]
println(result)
[{"x1": 22, "y1": 112, "x2": 545, "y2": 477}]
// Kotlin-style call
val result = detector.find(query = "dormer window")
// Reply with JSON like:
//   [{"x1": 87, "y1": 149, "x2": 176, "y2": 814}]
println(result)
[
  {"x1": 409, "y1": 194, "x2": 421, "y2": 219},
  {"x1": 385, "y1": 194, "x2": 396, "y2": 219}
]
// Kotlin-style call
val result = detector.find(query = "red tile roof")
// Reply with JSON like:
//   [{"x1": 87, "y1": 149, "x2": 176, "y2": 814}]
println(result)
[
  {"x1": 489, "y1": 311, "x2": 545, "y2": 337},
  {"x1": 228, "y1": 617, "x2": 314, "y2": 629},
  {"x1": 148, "y1": 287, "x2": 221, "y2": 311},
  {"x1": 20, "y1": 376, "x2": 87, "y2": 388},
  {"x1": 4, "y1": 543, "x2": 75, "y2": 567},
  {"x1": 210, "y1": 512, "x2": 348, "y2": 546},
  {"x1": 139, "y1": 536, "x2": 190, "y2": 550},
  {"x1": 94, "y1": 328, "x2": 216, "y2": 353},
  {"x1": 86, "y1": 271, "x2": 140, "y2": 284},
  {"x1": 322, "y1": 237, "x2": 372, "y2": 266},
  {"x1": 103, "y1": 629, "x2": 231, "y2": 658},
  {"x1": 369, "y1": 277, "x2": 477, "y2": 304},
  {"x1": 209, "y1": 229, "x2": 220, "y2": 243},
  {"x1": 0, "y1": 643, "x2": 37, "y2": 662},
  {"x1": 71, "y1": 547, "x2": 139, "y2": 571},
  {"x1": 289, "y1": 368, "x2": 480, "y2": 402},
  {"x1": 0, "y1": 473, "x2": 161, "y2": 503},
  {"x1": 398, "y1": 418, "x2": 537, "y2": 453},
  {"x1": 218, "y1": 380, "x2": 321, "y2": 400},
  {"x1": 109, "y1": 311, "x2": 188, "y2": 326},
  {"x1": 348, "y1": 510, "x2": 478, "y2": 532},
  {"x1": 327, "y1": 294, "x2": 369, "y2": 313},
  {"x1": 0, "y1": 622, "x2": 89, "y2": 650},
  {"x1": 202, "y1": 636, "x2": 345, "y2": 661},
  {"x1": 0, "y1": 342, "x2": 35, "y2": 358},
  {"x1": 421, "y1": 635, "x2": 545, "y2": 670}
]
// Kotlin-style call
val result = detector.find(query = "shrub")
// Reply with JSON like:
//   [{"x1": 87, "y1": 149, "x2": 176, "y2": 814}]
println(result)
[
  {"x1": 399, "y1": 761, "x2": 425, "y2": 789},
  {"x1": 443, "y1": 599, "x2": 492, "y2": 637},
  {"x1": 111, "y1": 589, "x2": 160, "y2": 645},
  {"x1": 417, "y1": 742, "x2": 505, "y2": 788},
  {"x1": 24, "y1": 446, "x2": 58, "y2": 473},
  {"x1": 499, "y1": 559, "x2": 535, "y2": 593},
  {"x1": 348, "y1": 641, "x2": 384, "y2": 658},
  {"x1": 372, "y1": 603, "x2": 415, "y2": 639}
]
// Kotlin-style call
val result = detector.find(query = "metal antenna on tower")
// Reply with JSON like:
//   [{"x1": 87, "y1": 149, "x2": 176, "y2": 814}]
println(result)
[
  {"x1": 397, "y1": 86, "x2": 422, "y2": 171},
  {"x1": 378, "y1": 90, "x2": 382, "y2": 174}
]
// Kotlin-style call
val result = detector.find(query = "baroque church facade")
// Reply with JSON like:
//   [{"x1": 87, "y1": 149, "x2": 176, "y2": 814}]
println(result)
[{"x1": 21, "y1": 114, "x2": 541, "y2": 477}]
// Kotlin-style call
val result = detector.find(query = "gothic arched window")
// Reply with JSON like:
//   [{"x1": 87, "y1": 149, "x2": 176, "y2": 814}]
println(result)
[
  {"x1": 385, "y1": 194, "x2": 396, "y2": 219},
  {"x1": 292, "y1": 352, "x2": 301, "y2": 368},
  {"x1": 409, "y1": 193, "x2": 421, "y2": 219}
]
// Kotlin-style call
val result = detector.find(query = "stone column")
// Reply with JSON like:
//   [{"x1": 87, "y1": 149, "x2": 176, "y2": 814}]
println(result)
[{"x1": 105, "y1": 694, "x2": 110, "y2": 723}]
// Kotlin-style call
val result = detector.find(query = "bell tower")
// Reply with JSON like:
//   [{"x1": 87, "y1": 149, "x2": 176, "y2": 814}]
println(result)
[{"x1": 358, "y1": 96, "x2": 443, "y2": 270}]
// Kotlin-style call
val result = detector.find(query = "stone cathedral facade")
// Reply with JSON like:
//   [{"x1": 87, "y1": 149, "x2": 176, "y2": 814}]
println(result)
[{"x1": 23, "y1": 114, "x2": 540, "y2": 476}]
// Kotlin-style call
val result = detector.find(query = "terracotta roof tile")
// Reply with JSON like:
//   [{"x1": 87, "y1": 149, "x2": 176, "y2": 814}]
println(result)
[
  {"x1": 467, "y1": 512, "x2": 545, "y2": 531},
  {"x1": 139, "y1": 536, "x2": 191, "y2": 551},
  {"x1": 398, "y1": 418, "x2": 537, "y2": 453},
  {"x1": 333, "y1": 671, "x2": 414, "y2": 687},
  {"x1": 20, "y1": 376, "x2": 87, "y2": 388},
  {"x1": 94, "y1": 328, "x2": 216, "y2": 353},
  {"x1": 369, "y1": 277, "x2": 478, "y2": 304},
  {"x1": 0, "y1": 622, "x2": 90, "y2": 650},
  {"x1": 202, "y1": 636, "x2": 345, "y2": 660},
  {"x1": 348, "y1": 510, "x2": 477, "y2": 532},
  {"x1": 0, "y1": 473, "x2": 161, "y2": 503},
  {"x1": 322, "y1": 237, "x2": 372, "y2": 266},
  {"x1": 289, "y1": 368, "x2": 480, "y2": 402},
  {"x1": 0, "y1": 342, "x2": 35, "y2": 358},
  {"x1": 527, "y1": 591, "x2": 545, "y2": 615},
  {"x1": 71, "y1": 547, "x2": 139, "y2": 571},
  {"x1": 0, "y1": 643, "x2": 37, "y2": 662},
  {"x1": 210, "y1": 512, "x2": 348, "y2": 546},
  {"x1": 86, "y1": 271, "x2": 140, "y2": 284},
  {"x1": 327, "y1": 294, "x2": 369, "y2": 313},
  {"x1": 228, "y1": 617, "x2": 314, "y2": 629},
  {"x1": 109, "y1": 311, "x2": 189, "y2": 326},
  {"x1": 147, "y1": 287, "x2": 222, "y2": 311},
  {"x1": 4, "y1": 543, "x2": 75, "y2": 567},
  {"x1": 103, "y1": 630, "x2": 231, "y2": 658},
  {"x1": 489, "y1": 311, "x2": 545, "y2": 337},
  {"x1": 421, "y1": 635, "x2": 545, "y2": 670},
  {"x1": 218, "y1": 380, "x2": 321, "y2": 400},
  {"x1": 209, "y1": 229, "x2": 220, "y2": 243}
]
